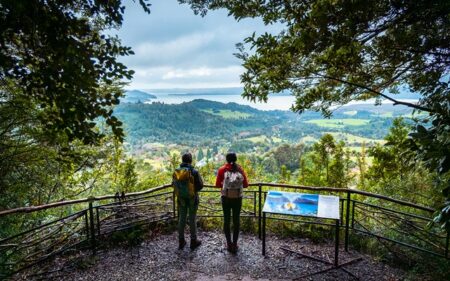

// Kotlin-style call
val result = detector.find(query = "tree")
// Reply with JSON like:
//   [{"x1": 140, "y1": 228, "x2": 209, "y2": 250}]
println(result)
[
  {"x1": 206, "y1": 148, "x2": 212, "y2": 160},
  {"x1": 268, "y1": 143, "x2": 304, "y2": 171},
  {"x1": 0, "y1": 0, "x2": 151, "y2": 144},
  {"x1": 167, "y1": 152, "x2": 179, "y2": 172},
  {"x1": 0, "y1": 81, "x2": 133, "y2": 209},
  {"x1": 313, "y1": 134, "x2": 336, "y2": 182},
  {"x1": 181, "y1": 0, "x2": 450, "y2": 229},
  {"x1": 366, "y1": 118, "x2": 438, "y2": 205},
  {"x1": 356, "y1": 142, "x2": 368, "y2": 189},
  {"x1": 329, "y1": 141, "x2": 348, "y2": 188},
  {"x1": 411, "y1": 122, "x2": 450, "y2": 230},
  {"x1": 197, "y1": 149, "x2": 204, "y2": 161},
  {"x1": 119, "y1": 158, "x2": 138, "y2": 193},
  {"x1": 279, "y1": 165, "x2": 291, "y2": 183},
  {"x1": 182, "y1": 0, "x2": 447, "y2": 115}
]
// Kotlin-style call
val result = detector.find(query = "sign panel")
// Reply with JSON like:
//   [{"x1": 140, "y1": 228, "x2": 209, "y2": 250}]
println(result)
[{"x1": 262, "y1": 191, "x2": 340, "y2": 219}]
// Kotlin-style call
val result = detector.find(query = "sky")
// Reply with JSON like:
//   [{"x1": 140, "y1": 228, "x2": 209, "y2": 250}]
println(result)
[{"x1": 114, "y1": 0, "x2": 280, "y2": 90}]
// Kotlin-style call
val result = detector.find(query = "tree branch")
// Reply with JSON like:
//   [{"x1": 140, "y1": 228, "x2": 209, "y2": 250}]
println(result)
[{"x1": 314, "y1": 73, "x2": 433, "y2": 113}]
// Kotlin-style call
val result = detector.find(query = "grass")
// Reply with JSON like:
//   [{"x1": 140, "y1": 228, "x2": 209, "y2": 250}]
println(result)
[
  {"x1": 201, "y1": 109, "x2": 252, "y2": 119},
  {"x1": 304, "y1": 118, "x2": 370, "y2": 128}
]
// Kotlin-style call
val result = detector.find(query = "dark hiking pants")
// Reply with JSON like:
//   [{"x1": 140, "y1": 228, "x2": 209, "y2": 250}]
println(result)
[{"x1": 221, "y1": 197, "x2": 242, "y2": 244}]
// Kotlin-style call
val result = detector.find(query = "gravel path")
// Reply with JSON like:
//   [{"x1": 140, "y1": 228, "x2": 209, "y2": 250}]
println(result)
[{"x1": 23, "y1": 230, "x2": 406, "y2": 281}]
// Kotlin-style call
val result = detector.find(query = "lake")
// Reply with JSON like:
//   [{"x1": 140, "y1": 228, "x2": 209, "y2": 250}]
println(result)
[{"x1": 145, "y1": 92, "x2": 419, "y2": 111}]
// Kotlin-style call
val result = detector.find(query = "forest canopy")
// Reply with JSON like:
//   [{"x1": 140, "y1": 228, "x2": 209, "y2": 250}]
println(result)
[{"x1": 0, "y1": 0, "x2": 151, "y2": 144}]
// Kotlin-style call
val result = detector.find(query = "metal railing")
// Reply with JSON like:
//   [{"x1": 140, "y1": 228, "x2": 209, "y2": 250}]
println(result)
[{"x1": 0, "y1": 182, "x2": 448, "y2": 278}]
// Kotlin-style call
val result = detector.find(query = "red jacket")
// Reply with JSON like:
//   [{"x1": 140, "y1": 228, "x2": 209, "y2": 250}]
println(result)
[{"x1": 215, "y1": 163, "x2": 249, "y2": 189}]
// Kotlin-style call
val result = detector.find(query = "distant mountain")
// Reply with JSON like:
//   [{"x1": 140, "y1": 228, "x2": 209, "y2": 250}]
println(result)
[
  {"x1": 187, "y1": 99, "x2": 260, "y2": 114},
  {"x1": 121, "y1": 90, "x2": 157, "y2": 103},
  {"x1": 113, "y1": 99, "x2": 290, "y2": 145},
  {"x1": 383, "y1": 88, "x2": 422, "y2": 100}
]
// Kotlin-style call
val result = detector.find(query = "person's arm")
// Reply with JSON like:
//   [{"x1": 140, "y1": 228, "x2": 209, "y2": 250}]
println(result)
[
  {"x1": 193, "y1": 170, "x2": 204, "y2": 191},
  {"x1": 239, "y1": 167, "x2": 249, "y2": 188},
  {"x1": 215, "y1": 167, "x2": 224, "y2": 188}
]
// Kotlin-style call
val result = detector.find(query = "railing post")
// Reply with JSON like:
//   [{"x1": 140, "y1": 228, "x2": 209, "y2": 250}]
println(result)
[
  {"x1": 345, "y1": 189, "x2": 351, "y2": 252},
  {"x1": 351, "y1": 200, "x2": 355, "y2": 229},
  {"x1": 84, "y1": 211, "x2": 89, "y2": 240},
  {"x1": 262, "y1": 212, "x2": 266, "y2": 255},
  {"x1": 335, "y1": 219, "x2": 339, "y2": 267},
  {"x1": 258, "y1": 184, "x2": 262, "y2": 240},
  {"x1": 88, "y1": 199, "x2": 96, "y2": 255},
  {"x1": 253, "y1": 190, "x2": 257, "y2": 217},
  {"x1": 96, "y1": 207, "x2": 101, "y2": 236}
]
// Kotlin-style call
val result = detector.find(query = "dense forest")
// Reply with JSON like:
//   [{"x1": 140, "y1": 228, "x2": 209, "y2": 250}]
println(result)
[{"x1": 114, "y1": 99, "x2": 410, "y2": 147}]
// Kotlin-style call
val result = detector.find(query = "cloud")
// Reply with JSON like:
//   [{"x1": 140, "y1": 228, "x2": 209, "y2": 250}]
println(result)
[
  {"x1": 127, "y1": 32, "x2": 216, "y2": 67},
  {"x1": 162, "y1": 67, "x2": 213, "y2": 79},
  {"x1": 130, "y1": 65, "x2": 243, "y2": 89},
  {"x1": 115, "y1": 0, "x2": 283, "y2": 89}
]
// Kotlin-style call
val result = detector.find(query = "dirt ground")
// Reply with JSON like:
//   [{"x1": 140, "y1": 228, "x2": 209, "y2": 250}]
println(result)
[{"x1": 17, "y1": 229, "x2": 407, "y2": 281}]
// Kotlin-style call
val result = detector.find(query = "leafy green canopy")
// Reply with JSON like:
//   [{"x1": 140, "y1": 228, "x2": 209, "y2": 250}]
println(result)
[
  {"x1": 0, "y1": 0, "x2": 151, "y2": 144},
  {"x1": 181, "y1": 0, "x2": 450, "y2": 229},
  {"x1": 182, "y1": 0, "x2": 448, "y2": 114}
]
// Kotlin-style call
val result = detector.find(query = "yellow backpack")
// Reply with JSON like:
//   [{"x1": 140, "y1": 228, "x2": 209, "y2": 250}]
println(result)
[{"x1": 172, "y1": 167, "x2": 195, "y2": 200}]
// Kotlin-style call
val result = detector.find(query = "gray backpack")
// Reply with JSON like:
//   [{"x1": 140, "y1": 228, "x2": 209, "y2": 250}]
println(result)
[{"x1": 222, "y1": 170, "x2": 244, "y2": 198}]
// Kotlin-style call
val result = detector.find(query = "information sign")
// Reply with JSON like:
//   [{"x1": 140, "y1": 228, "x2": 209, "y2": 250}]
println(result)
[{"x1": 262, "y1": 191, "x2": 339, "y2": 219}]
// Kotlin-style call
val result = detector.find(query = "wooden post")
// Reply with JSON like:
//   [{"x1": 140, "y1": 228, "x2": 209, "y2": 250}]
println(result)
[
  {"x1": 88, "y1": 200, "x2": 96, "y2": 255},
  {"x1": 262, "y1": 212, "x2": 266, "y2": 256},
  {"x1": 96, "y1": 207, "x2": 100, "y2": 236},
  {"x1": 258, "y1": 184, "x2": 262, "y2": 239},
  {"x1": 351, "y1": 200, "x2": 355, "y2": 229},
  {"x1": 345, "y1": 190, "x2": 351, "y2": 252},
  {"x1": 335, "y1": 219, "x2": 339, "y2": 267},
  {"x1": 84, "y1": 211, "x2": 89, "y2": 240},
  {"x1": 253, "y1": 190, "x2": 257, "y2": 217}
]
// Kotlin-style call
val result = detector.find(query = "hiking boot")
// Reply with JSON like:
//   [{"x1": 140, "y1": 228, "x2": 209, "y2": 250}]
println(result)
[
  {"x1": 226, "y1": 242, "x2": 233, "y2": 252},
  {"x1": 178, "y1": 239, "x2": 186, "y2": 250},
  {"x1": 190, "y1": 239, "x2": 201, "y2": 250},
  {"x1": 226, "y1": 242, "x2": 237, "y2": 254},
  {"x1": 233, "y1": 242, "x2": 239, "y2": 252}
]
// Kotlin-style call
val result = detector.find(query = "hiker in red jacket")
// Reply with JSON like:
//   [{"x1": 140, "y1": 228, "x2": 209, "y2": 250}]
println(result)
[{"x1": 215, "y1": 152, "x2": 248, "y2": 253}]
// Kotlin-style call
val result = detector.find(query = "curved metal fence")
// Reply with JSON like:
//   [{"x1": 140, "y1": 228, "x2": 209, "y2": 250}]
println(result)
[{"x1": 0, "y1": 183, "x2": 448, "y2": 279}]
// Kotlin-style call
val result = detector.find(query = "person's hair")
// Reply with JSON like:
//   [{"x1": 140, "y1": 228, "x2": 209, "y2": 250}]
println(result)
[
  {"x1": 226, "y1": 152, "x2": 238, "y2": 171},
  {"x1": 181, "y1": 152, "x2": 192, "y2": 164}
]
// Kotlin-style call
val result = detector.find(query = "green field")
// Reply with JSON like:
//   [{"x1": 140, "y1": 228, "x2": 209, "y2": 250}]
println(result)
[
  {"x1": 326, "y1": 132, "x2": 385, "y2": 145},
  {"x1": 305, "y1": 118, "x2": 370, "y2": 128},
  {"x1": 201, "y1": 109, "x2": 252, "y2": 119}
]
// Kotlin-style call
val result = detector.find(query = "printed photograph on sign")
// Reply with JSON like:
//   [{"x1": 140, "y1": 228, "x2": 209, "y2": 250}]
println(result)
[{"x1": 263, "y1": 191, "x2": 319, "y2": 216}]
